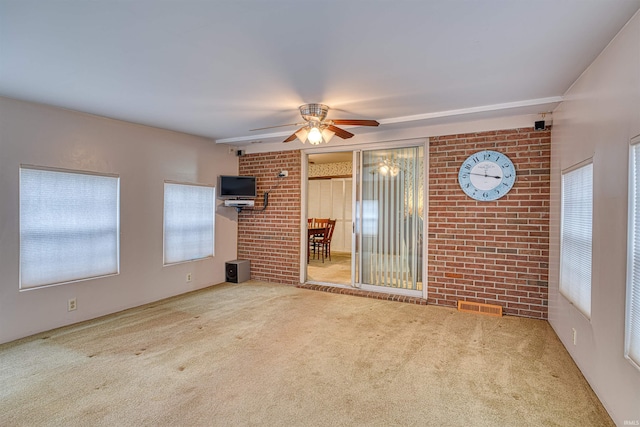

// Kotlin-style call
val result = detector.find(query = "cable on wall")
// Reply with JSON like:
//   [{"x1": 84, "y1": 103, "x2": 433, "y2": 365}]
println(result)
[{"x1": 241, "y1": 171, "x2": 287, "y2": 213}]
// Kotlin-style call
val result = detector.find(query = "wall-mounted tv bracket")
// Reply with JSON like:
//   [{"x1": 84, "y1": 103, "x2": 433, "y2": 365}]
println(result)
[{"x1": 234, "y1": 171, "x2": 287, "y2": 213}]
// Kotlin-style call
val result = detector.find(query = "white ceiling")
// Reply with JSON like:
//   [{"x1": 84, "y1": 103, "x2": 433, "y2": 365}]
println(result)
[{"x1": 1, "y1": 1, "x2": 639, "y2": 146}]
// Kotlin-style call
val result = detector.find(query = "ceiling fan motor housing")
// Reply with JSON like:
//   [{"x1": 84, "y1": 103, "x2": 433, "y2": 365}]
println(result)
[{"x1": 299, "y1": 103, "x2": 329, "y2": 122}]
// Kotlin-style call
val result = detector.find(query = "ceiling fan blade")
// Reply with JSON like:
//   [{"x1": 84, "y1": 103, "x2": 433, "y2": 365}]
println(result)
[
  {"x1": 328, "y1": 125, "x2": 354, "y2": 139},
  {"x1": 283, "y1": 132, "x2": 298, "y2": 143},
  {"x1": 250, "y1": 122, "x2": 303, "y2": 131},
  {"x1": 283, "y1": 127, "x2": 306, "y2": 143},
  {"x1": 332, "y1": 119, "x2": 379, "y2": 127}
]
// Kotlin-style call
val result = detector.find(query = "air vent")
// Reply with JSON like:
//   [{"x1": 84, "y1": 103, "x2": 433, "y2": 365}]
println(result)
[{"x1": 457, "y1": 300, "x2": 502, "y2": 317}]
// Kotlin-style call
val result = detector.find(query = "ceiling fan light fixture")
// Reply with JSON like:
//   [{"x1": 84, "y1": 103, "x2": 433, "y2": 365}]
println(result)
[
  {"x1": 295, "y1": 127, "x2": 309, "y2": 143},
  {"x1": 379, "y1": 159, "x2": 400, "y2": 176},
  {"x1": 321, "y1": 128, "x2": 335, "y2": 143},
  {"x1": 275, "y1": 103, "x2": 379, "y2": 144},
  {"x1": 307, "y1": 126, "x2": 323, "y2": 144}
]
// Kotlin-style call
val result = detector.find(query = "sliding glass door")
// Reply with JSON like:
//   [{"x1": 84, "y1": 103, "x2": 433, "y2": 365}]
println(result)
[
  {"x1": 355, "y1": 146, "x2": 424, "y2": 294},
  {"x1": 303, "y1": 143, "x2": 425, "y2": 297}
]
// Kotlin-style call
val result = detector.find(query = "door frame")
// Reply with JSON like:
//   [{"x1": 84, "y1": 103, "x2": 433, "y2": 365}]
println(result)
[{"x1": 299, "y1": 138, "x2": 429, "y2": 301}]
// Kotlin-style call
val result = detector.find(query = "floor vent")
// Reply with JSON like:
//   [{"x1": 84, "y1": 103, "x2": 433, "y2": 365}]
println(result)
[{"x1": 457, "y1": 301, "x2": 502, "y2": 317}]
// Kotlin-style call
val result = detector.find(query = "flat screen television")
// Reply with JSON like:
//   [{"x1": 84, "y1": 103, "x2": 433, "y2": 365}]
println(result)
[{"x1": 217, "y1": 175, "x2": 257, "y2": 199}]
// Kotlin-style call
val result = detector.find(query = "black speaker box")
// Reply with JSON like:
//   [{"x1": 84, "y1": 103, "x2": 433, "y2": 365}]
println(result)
[{"x1": 225, "y1": 259, "x2": 250, "y2": 283}]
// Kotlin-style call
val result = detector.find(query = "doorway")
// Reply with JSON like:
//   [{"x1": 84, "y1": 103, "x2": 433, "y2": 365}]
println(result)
[
  {"x1": 306, "y1": 152, "x2": 353, "y2": 286},
  {"x1": 303, "y1": 141, "x2": 426, "y2": 298}
]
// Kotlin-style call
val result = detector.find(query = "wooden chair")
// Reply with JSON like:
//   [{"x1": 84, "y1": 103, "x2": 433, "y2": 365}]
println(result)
[
  {"x1": 306, "y1": 218, "x2": 313, "y2": 263},
  {"x1": 312, "y1": 218, "x2": 329, "y2": 228},
  {"x1": 317, "y1": 219, "x2": 336, "y2": 263},
  {"x1": 309, "y1": 218, "x2": 329, "y2": 260}
]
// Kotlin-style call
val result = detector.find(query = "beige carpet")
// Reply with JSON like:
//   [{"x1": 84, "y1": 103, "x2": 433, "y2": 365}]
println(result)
[{"x1": 0, "y1": 281, "x2": 613, "y2": 426}]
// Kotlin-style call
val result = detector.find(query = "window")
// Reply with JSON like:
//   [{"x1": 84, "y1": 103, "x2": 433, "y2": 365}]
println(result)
[
  {"x1": 20, "y1": 166, "x2": 120, "y2": 289},
  {"x1": 626, "y1": 141, "x2": 640, "y2": 370},
  {"x1": 560, "y1": 161, "x2": 593, "y2": 318},
  {"x1": 163, "y1": 182, "x2": 215, "y2": 265}
]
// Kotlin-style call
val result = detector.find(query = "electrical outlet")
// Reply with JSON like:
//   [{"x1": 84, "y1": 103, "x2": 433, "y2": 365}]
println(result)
[
  {"x1": 68, "y1": 298, "x2": 77, "y2": 312},
  {"x1": 572, "y1": 328, "x2": 577, "y2": 345},
  {"x1": 186, "y1": 273, "x2": 192, "y2": 283}
]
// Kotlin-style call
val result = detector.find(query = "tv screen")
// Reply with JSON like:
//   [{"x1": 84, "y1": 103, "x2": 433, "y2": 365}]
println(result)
[{"x1": 218, "y1": 176, "x2": 257, "y2": 199}]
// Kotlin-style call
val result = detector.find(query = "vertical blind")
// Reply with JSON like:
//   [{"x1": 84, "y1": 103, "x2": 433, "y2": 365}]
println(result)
[
  {"x1": 20, "y1": 167, "x2": 120, "y2": 289},
  {"x1": 627, "y1": 144, "x2": 640, "y2": 369},
  {"x1": 560, "y1": 162, "x2": 593, "y2": 318},
  {"x1": 360, "y1": 146, "x2": 423, "y2": 291},
  {"x1": 163, "y1": 182, "x2": 215, "y2": 264}
]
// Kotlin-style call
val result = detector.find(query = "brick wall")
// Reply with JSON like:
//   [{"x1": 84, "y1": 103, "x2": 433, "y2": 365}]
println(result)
[
  {"x1": 238, "y1": 150, "x2": 302, "y2": 285},
  {"x1": 237, "y1": 127, "x2": 550, "y2": 319},
  {"x1": 428, "y1": 127, "x2": 550, "y2": 319}
]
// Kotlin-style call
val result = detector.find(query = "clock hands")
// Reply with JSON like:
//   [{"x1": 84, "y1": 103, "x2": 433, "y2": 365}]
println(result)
[{"x1": 469, "y1": 172, "x2": 501, "y2": 179}]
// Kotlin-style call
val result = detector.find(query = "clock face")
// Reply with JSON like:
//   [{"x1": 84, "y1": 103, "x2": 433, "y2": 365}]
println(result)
[{"x1": 458, "y1": 150, "x2": 516, "y2": 201}]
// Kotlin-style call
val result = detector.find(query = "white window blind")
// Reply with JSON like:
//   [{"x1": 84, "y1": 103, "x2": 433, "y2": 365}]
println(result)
[
  {"x1": 20, "y1": 166, "x2": 120, "y2": 289},
  {"x1": 560, "y1": 162, "x2": 593, "y2": 318},
  {"x1": 626, "y1": 143, "x2": 640, "y2": 370},
  {"x1": 163, "y1": 182, "x2": 215, "y2": 265}
]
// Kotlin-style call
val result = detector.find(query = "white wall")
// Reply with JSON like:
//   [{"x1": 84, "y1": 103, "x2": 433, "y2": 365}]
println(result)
[
  {"x1": 549, "y1": 12, "x2": 640, "y2": 426},
  {"x1": 0, "y1": 97, "x2": 238, "y2": 344},
  {"x1": 307, "y1": 178, "x2": 352, "y2": 252}
]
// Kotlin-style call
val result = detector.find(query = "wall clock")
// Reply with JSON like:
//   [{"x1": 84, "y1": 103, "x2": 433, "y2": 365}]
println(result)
[{"x1": 458, "y1": 150, "x2": 516, "y2": 201}]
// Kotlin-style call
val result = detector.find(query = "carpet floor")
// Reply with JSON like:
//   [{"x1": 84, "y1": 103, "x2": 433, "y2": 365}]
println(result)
[{"x1": 0, "y1": 281, "x2": 613, "y2": 426}]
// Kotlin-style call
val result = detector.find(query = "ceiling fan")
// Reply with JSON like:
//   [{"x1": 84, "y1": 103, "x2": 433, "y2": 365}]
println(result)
[{"x1": 250, "y1": 103, "x2": 379, "y2": 144}]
